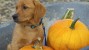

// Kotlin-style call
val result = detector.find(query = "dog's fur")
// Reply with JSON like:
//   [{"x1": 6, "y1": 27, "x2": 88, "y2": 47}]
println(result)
[{"x1": 7, "y1": 0, "x2": 46, "y2": 50}]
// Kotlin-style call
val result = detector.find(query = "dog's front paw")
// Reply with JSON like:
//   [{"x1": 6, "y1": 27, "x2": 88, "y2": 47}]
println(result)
[{"x1": 7, "y1": 44, "x2": 12, "y2": 50}]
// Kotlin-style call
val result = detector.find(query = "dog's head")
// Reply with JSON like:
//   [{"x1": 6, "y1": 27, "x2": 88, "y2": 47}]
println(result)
[{"x1": 12, "y1": 0, "x2": 46, "y2": 25}]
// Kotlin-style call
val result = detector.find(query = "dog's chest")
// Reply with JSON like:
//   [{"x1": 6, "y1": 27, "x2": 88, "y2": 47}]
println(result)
[
  {"x1": 15, "y1": 24, "x2": 44, "y2": 45},
  {"x1": 19, "y1": 29, "x2": 38, "y2": 46},
  {"x1": 22, "y1": 27, "x2": 38, "y2": 38}
]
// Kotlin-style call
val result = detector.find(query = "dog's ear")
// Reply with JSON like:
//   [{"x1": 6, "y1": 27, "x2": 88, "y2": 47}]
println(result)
[{"x1": 33, "y1": 0, "x2": 46, "y2": 23}]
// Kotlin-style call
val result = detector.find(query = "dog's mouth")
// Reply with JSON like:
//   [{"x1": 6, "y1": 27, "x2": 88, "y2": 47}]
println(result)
[
  {"x1": 13, "y1": 19, "x2": 30, "y2": 24},
  {"x1": 13, "y1": 17, "x2": 28, "y2": 23},
  {"x1": 14, "y1": 20, "x2": 25, "y2": 23},
  {"x1": 13, "y1": 18, "x2": 21, "y2": 23},
  {"x1": 13, "y1": 19, "x2": 18, "y2": 23}
]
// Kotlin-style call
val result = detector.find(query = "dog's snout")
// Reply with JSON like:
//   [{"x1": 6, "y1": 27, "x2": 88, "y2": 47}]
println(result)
[
  {"x1": 12, "y1": 14, "x2": 18, "y2": 19},
  {"x1": 12, "y1": 14, "x2": 18, "y2": 22}
]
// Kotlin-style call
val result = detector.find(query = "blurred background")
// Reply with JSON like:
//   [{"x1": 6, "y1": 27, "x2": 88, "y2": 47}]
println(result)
[
  {"x1": 0, "y1": 0, "x2": 89, "y2": 28},
  {"x1": 0, "y1": 0, "x2": 89, "y2": 50}
]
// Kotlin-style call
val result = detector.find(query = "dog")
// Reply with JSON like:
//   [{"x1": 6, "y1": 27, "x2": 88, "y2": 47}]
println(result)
[{"x1": 7, "y1": 0, "x2": 46, "y2": 50}]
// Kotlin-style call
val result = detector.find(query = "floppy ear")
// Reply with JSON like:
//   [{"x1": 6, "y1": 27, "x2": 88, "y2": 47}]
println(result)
[{"x1": 33, "y1": 0, "x2": 46, "y2": 23}]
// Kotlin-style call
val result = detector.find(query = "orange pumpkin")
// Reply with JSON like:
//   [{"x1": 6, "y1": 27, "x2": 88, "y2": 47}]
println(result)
[
  {"x1": 47, "y1": 9, "x2": 89, "y2": 50},
  {"x1": 20, "y1": 45, "x2": 53, "y2": 50}
]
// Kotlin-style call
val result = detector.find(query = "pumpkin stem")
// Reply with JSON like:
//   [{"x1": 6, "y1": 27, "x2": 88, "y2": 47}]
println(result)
[
  {"x1": 70, "y1": 18, "x2": 80, "y2": 29},
  {"x1": 62, "y1": 8, "x2": 74, "y2": 19}
]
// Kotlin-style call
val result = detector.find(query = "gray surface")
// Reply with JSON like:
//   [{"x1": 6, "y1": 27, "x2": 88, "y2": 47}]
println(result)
[
  {"x1": 0, "y1": 2, "x2": 89, "y2": 50},
  {"x1": 0, "y1": 23, "x2": 14, "y2": 50}
]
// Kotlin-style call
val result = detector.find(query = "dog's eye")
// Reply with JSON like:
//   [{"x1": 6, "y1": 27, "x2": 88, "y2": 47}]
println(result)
[{"x1": 23, "y1": 5, "x2": 28, "y2": 9}]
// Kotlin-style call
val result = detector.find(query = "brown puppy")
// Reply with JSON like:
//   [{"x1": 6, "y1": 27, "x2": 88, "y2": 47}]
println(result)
[{"x1": 7, "y1": 0, "x2": 46, "y2": 50}]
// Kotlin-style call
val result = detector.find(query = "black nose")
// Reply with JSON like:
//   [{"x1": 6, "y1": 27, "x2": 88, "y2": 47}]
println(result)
[{"x1": 12, "y1": 14, "x2": 18, "y2": 22}]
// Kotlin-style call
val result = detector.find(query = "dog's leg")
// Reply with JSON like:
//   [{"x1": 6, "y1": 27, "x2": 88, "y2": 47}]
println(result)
[
  {"x1": 7, "y1": 44, "x2": 12, "y2": 50},
  {"x1": 7, "y1": 43, "x2": 20, "y2": 50},
  {"x1": 7, "y1": 43, "x2": 19, "y2": 50},
  {"x1": 7, "y1": 35, "x2": 23, "y2": 50}
]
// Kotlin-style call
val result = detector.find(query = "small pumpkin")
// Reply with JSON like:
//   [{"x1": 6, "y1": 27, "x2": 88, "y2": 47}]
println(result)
[
  {"x1": 47, "y1": 9, "x2": 89, "y2": 50},
  {"x1": 20, "y1": 45, "x2": 53, "y2": 50},
  {"x1": 20, "y1": 37, "x2": 53, "y2": 50}
]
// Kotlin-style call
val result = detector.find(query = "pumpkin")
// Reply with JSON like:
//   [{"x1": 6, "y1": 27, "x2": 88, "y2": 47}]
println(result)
[
  {"x1": 20, "y1": 37, "x2": 53, "y2": 50},
  {"x1": 20, "y1": 45, "x2": 53, "y2": 50},
  {"x1": 47, "y1": 9, "x2": 89, "y2": 50}
]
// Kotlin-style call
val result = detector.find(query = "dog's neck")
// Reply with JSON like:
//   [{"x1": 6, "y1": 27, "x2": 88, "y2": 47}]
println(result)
[
  {"x1": 19, "y1": 18, "x2": 43, "y2": 29},
  {"x1": 30, "y1": 18, "x2": 43, "y2": 29}
]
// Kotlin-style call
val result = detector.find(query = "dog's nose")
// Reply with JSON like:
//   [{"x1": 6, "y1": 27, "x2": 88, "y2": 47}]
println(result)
[{"x1": 12, "y1": 14, "x2": 18, "y2": 22}]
